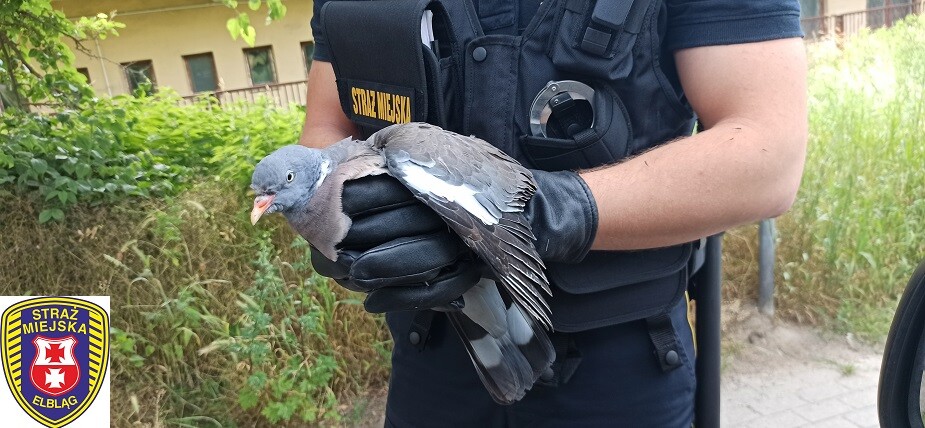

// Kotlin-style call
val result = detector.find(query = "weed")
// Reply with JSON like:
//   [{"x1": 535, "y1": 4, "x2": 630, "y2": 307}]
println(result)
[{"x1": 724, "y1": 16, "x2": 925, "y2": 340}]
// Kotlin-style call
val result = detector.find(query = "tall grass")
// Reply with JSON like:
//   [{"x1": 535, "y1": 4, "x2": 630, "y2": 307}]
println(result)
[
  {"x1": 0, "y1": 184, "x2": 391, "y2": 426},
  {"x1": 725, "y1": 16, "x2": 925, "y2": 338}
]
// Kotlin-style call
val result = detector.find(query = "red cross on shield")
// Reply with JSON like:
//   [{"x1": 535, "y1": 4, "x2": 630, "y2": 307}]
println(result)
[{"x1": 29, "y1": 335, "x2": 80, "y2": 396}]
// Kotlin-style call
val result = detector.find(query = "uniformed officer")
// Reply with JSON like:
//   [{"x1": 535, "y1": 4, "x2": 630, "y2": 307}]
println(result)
[{"x1": 298, "y1": 0, "x2": 808, "y2": 426}]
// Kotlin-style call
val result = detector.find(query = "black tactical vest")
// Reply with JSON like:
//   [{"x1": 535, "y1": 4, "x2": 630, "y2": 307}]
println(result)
[{"x1": 322, "y1": 0, "x2": 698, "y2": 334}]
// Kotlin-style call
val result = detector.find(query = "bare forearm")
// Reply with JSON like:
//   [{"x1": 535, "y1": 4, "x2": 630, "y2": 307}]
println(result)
[
  {"x1": 299, "y1": 121, "x2": 353, "y2": 148},
  {"x1": 298, "y1": 61, "x2": 357, "y2": 148},
  {"x1": 582, "y1": 38, "x2": 808, "y2": 251},
  {"x1": 582, "y1": 119, "x2": 806, "y2": 250}
]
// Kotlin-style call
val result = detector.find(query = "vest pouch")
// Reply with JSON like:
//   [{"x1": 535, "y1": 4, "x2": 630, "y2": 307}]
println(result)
[
  {"x1": 548, "y1": 0, "x2": 651, "y2": 81},
  {"x1": 520, "y1": 83, "x2": 631, "y2": 170},
  {"x1": 549, "y1": 243, "x2": 692, "y2": 332},
  {"x1": 321, "y1": 0, "x2": 463, "y2": 134}
]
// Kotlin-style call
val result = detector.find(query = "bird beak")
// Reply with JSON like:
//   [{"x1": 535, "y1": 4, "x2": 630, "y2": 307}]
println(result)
[{"x1": 251, "y1": 195, "x2": 275, "y2": 225}]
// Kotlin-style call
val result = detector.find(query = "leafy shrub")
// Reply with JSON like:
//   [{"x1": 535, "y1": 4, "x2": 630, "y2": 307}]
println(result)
[
  {"x1": 0, "y1": 90, "x2": 303, "y2": 222},
  {"x1": 222, "y1": 236, "x2": 342, "y2": 424}
]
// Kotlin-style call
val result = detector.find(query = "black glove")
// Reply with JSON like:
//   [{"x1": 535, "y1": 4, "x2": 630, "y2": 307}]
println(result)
[
  {"x1": 310, "y1": 175, "x2": 481, "y2": 312},
  {"x1": 311, "y1": 169, "x2": 599, "y2": 313},
  {"x1": 526, "y1": 169, "x2": 599, "y2": 264}
]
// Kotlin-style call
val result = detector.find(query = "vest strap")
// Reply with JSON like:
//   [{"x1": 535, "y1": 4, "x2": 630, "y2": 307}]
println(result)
[
  {"x1": 645, "y1": 313, "x2": 683, "y2": 372},
  {"x1": 578, "y1": 0, "x2": 651, "y2": 57},
  {"x1": 408, "y1": 310, "x2": 436, "y2": 351}
]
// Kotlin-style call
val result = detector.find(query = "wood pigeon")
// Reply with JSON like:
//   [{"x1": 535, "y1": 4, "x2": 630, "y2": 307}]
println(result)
[{"x1": 250, "y1": 123, "x2": 555, "y2": 404}]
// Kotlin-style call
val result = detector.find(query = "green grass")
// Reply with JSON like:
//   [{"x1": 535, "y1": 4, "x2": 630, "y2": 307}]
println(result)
[
  {"x1": 724, "y1": 16, "x2": 925, "y2": 340},
  {"x1": 0, "y1": 183, "x2": 392, "y2": 426}
]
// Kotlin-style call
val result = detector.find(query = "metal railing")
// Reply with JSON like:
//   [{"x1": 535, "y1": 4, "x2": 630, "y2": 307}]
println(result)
[
  {"x1": 801, "y1": 1, "x2": 924, "y2": 40},
  {"x1": 179, "y1": 80, "x2": 307, "y2": 110}
]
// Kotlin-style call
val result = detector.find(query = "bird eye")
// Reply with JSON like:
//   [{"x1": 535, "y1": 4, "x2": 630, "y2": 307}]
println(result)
[{"x1": 286, "y1": 171, "x2": 294, "y2": 182}]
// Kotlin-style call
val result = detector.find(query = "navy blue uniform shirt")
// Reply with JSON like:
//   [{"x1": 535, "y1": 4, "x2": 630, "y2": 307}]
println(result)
[{"x1": 311, "y1": 0, "x2": 803, "y2": 62}]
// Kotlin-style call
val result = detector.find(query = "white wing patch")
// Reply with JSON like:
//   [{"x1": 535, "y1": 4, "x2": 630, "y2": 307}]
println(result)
[
  {"x1": 314, "y1": 160, "x2": 331, "y2": 189},
  {"x1": 399, "y1": 162, "x2": 499, "y2": 226}
]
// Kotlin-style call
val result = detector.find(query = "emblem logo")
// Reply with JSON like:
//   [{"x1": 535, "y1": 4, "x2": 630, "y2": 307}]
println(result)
[{"x1": 1, "y1": 297, "x2": 109, "y2": 428}]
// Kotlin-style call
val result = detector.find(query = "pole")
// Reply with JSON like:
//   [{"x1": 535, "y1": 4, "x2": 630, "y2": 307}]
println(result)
[
  {"x1": 758, "y1": 219, "x2": 776, "y2": 316},
  {"x1": 695, "y1": 234, "x2": 722, "y2": 428}
]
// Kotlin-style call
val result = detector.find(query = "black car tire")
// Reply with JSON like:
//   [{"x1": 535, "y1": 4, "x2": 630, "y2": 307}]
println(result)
[{"x1": 879, "y1": 259, "x2": 925, "y2": 427}]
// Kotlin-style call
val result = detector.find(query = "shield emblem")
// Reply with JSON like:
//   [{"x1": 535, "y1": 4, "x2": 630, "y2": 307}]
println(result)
[
  {"x1": 30, "y1": 336, "x2": 80, "y2": 396},
  {"x1": 1, "y1": 297, "x2": 109, "y2": 428}
]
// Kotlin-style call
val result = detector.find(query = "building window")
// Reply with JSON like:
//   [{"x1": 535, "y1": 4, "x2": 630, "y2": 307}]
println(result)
[
  {"x1": 244, "y1": 46, "x2": 277, "y2": 86},
  {"x1": 799, "y1": 0, "x2": 819, "y2": 18},
  {"x1": 301, "y1": 41, "x2": 314, "y2": 76},
  {"x1": 76, "y1": 67, "x2": 91, "y2": 83},
  {"x1": 867, "y1": 0, "x2": 913, "y2": 28},
  {"x1": 122, "y1": 60, "x2": 156, "y2": 94},
  {"x1": 183, "y1": 53, "x2": 219, "y2": 93},
  {"x1": 800, "y1": 0, "x2": 823, "y2": 37}
]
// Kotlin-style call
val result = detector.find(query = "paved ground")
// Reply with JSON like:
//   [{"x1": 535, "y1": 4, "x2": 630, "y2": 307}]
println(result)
[{"x1": 720, "y1": 304, "x2": 883, "y2": 428}]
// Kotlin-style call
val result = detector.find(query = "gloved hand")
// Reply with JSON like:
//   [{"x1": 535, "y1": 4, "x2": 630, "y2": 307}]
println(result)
[
  {"x1": 526, "y1": 169, "x2": 599, "y2": 264},
  {"x1": 311, "y1": 169, "x2": 599, "y2": 313},
  {"x1": 310, "y1": 175, "x2": 482, "y2": 312}
]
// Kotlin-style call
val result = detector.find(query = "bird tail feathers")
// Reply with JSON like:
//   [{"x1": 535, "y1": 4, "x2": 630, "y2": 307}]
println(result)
[{"x1": 448, "y1": 279, "x2": 555, "y2": 405}]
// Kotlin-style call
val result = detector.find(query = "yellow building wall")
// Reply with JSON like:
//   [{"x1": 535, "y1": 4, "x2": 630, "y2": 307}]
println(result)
[
  {"x1": 826, "y1": 0, "x2": 870, "y2": 15},
  {"x1": 59, "y1": 0, "x2": 315, "y2": 97}
]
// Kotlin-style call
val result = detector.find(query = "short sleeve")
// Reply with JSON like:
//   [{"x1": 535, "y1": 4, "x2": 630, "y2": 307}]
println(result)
[
  {"x1": 664, "y1": 0, "x2": 803, "y2": 52},
  {"x1": 310, "y1": 0, "x2": 335, "y2": 62}
]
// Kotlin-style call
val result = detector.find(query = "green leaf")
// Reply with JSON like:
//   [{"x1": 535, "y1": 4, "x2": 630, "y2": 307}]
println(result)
[
  {"x1": 237, "y1": 13, "x2": 251, "y2": 29},
  {"x1": 39, "y1": 209, "x2": 54, "y2": 223},
  {"x1": 238, "y1": 386, "x2": 259, "y2": 409},
  {"x1": 30, "y1": 158, "x2": 48, "y2": 176},
  {"x1": 248, "y1": 0, "x2": 261, "y2": 11},
  {"x1": 226, "y1": 17, "x2": 241, "y2": 40},
  {"x1": 75, "y1": 163, "x2": 91, "y2": 179},
  {"x1": 38, "y1": 208, "x2": 63, "y2": 223},
  {"x1": 242, "y1": 25, "x2": 257, "y2": 47},
  {"x1": 268, "y1": 0, "x2": 286, "y2": 20}
]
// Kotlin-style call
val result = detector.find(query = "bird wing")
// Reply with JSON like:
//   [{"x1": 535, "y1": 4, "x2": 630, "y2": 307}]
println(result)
[
  {"x1": 450, "y1": 279, "x2": 554, "y2": 404},
  {"x1": 373, "y1": 123, "x2": 552, "y2": 329}
]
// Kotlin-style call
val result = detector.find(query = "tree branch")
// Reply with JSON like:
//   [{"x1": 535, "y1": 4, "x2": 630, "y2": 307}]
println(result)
[{"x1": 0, "y1": 31, "x2": 26, "y2": 108}]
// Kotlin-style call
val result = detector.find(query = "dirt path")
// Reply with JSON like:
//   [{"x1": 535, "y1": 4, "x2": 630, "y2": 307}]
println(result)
[{"x1": 721, "y1": 303, "x2": 883, "y2": 427}]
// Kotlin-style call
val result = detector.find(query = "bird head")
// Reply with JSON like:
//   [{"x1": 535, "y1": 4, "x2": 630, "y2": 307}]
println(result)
[{"x1": 250, "y1": 145, "x2": 330, "y2": 225}]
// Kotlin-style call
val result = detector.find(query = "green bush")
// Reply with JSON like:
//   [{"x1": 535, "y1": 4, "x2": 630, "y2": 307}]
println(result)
[{"x1": 0, "y1": 90, "x2": 303, "y2": 222}]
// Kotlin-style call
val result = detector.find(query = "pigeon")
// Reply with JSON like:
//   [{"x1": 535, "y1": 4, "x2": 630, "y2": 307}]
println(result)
[{"x1": 249, "y1": 123, "x2": 555, "y2": 404}]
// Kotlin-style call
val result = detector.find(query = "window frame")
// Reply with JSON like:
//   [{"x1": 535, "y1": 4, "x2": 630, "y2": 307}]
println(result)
[
  {"x1": 243, "y1": 45, "x2": 278, "y2": 86},
  {"x1": 121, "y1": 60, "x2": 157, "y2": 93},
  {"x1": 300, "y1": 41, "x2": 315, "y2": 77},
  {"x1": 182, "y1": 52, "x2": 220, "y2": 93}
]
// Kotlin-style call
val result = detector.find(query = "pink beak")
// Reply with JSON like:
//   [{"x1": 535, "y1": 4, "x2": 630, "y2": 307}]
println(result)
[{"x1": 250, "y1": 195, "x2": 275, "y2": 225}]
